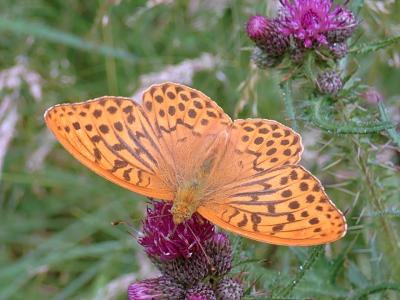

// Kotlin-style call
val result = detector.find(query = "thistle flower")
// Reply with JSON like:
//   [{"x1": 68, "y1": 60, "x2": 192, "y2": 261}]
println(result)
[
  {"x1": 279, "y1": 0, "x2": 357, "y2": 48},
  {"x1": 246, "y1": 15, "x2": 269, "y2": 45},
  {"x1": 246, "y1": 15, "x2": 289, "y2": 57},
  {"x1": 328, "y1": 42, "x2": 348, "y2": 59},
  {"x1": 205, "y1": 233, "x2": 233, "y2": 276},
  {"x1": 251, "y1": 47, "x2": 283, "y2": 69},
  {"x1": 130, "y1": 201, "x2": 242, "y2": 299},
  {"x1": 139, "y1": 201, "x2": 214, "y2": 261},
  {"x1": 327, "y1": 7, "x2": 358, "y2": 43},
  {"x1": 216, "y1": 278, "x2": 244, "y2": 300},
  {"x1": 317, "y1": 70, "x2": 343, "y2": 95},
  {"x1": 127, "y1": 276, "x2": 185, "y2": 300},
  {"x1": 186, "y1": 283, "x2": 217, "y2": 300},
  {"x1": 157, "y1": 252, "x2": 209, "y2": 285}
]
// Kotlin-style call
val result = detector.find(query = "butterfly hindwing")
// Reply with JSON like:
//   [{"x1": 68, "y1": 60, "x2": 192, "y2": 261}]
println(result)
[
  {"x1": 44, "y1": 96, "x2": 174, "y2": 199},
  {"x1": 198, "y1": 165, "x2": 346, "y2": 246}
]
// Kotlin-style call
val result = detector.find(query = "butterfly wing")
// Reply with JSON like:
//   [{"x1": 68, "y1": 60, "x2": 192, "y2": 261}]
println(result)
[
  {"x1": 140, "y1": 82, "x2": 232, "y2": 177},
  {"x1": 44, "y1": 96, "x2": 174, "y2": 199},
  {"x1": 197, "y1": 119, "x2": 346, "y2": 246},
  {"x1": 198, "y1": 165, "x2": 346, "y2": 246},
  {"x1": 231, "y1": 118, "x2": 303, "y2": 175}
]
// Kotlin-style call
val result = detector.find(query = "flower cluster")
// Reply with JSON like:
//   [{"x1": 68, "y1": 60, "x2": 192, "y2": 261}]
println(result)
[
  {"x1": 246, "y1": 0, "x2": 358, "y2": 68},
  {"x1": 128, "y1": 201, "x2": 244, "y2": 300}
]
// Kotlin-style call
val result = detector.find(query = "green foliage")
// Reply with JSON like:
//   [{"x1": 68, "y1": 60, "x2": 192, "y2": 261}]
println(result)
[
  {"x1": 350, "y1": 35, "x2": 400, "y2": 55},
  {"x1": 0, "y1": 1, "x2": 400, "y2": 300},
  {"x1": 0, "y1": 17, "x2": 137, "y2": 62},
  {"x1": 309, "y1": 98, "x2": 394, "y2": 134}
]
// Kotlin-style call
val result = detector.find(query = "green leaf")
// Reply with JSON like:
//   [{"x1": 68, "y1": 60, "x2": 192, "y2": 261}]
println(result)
[
  {"x1": 310, "y1": 98, "x2": 395, "y2": 134},
  {"x1": 349, "y1": 35, "x2": 400, "y2": 55}
]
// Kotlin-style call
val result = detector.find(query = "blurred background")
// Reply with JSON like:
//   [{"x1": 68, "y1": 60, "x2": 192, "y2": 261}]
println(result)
[{"x1": 0, "y1": 1, "x2": 399, "y2": 299}]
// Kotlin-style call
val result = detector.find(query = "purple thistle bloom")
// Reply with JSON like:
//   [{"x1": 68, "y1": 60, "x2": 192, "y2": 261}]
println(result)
[
  {"x1": 246, "y1": 15, "x2": 270, "y2": 44},
  {"x1": 279, "y1": 0, "x2": 357, "y2": 48},
  {"x1": 205, "y1": 233, "x2": 233, "y2": 276},
  {"x1": 139, "y1": 201, "x2": 214, "y2": 261},
  {"x1": 157, "y1": 252, "x2": 209, "y2": 285},
  {"x1": 246, "y1": 15, "x2": 289, "y2": 57},
  {"x1": 128, "y1": 201, "x2": 242, "y2": 299},
  {"x1": 327, "y1": 7, "x2": 358, "y2": 43},
  {"x1": 127, "y1": 276, "x2": 185, "y2": 300}
]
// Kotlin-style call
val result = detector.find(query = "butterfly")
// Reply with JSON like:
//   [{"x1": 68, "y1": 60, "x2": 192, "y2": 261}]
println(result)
[{"x1": 44, "y1": 82, "x2": 346, "y2": 246}]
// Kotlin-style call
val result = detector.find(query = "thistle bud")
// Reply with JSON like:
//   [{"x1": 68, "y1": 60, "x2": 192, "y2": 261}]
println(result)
[
  {"x1": 251, "y1": 47, "x2": 282, "y2": 69},
  {"x1": 327, "y1": 8, "x2": 358, "y2": 43},
  {"x1": 205, "y1": 233, "x2": 233, "y2": 276},
  {"x1": 185, "y1": 282, "x2": 217, "y2": 300},
  {"x1": 317, "y1": 71, "x2": 343, "y2": 95},
  {"x1": 328, "y1": 42, "x2": 348, "y2": 59},
  {"x1": 246, "y1": 16, "x2": 289, "y2": 57},
  {"x1": 128, "y1": 276, "x2": 185, "y2": 300},
  {"x1": 216, "y1": 278, "x2": 244, "y2": 300},
  {"x1": 157, "y1": 253, "x2": 209, "y2": 286}
]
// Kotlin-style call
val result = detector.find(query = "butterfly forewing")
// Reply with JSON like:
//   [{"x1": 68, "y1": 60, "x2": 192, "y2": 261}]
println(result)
[
  {"x1": 141, "y1": 83, "x2": 232, "y2": 177},
  {"x1": 142, "y1": 83, "x2": 230, "y2": 140},
  {"x1": 44, "y1": 96, "x2": 174, "y2": 199}
]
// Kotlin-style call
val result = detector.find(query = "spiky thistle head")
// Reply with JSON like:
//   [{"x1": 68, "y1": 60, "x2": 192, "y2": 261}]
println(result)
[
  {"x1": 127, "y1": 276, "x2": 185, "y2": 300},
  {"x1": 246, "y1": 15, "x2": 289, "y2": 57},
  {"x1": 216, "y1": 278, "x2": 244, "y2": 300},
  {"x1": 329, "y1": 42, "x2": 348, "y2": 59},
  {"x1": 251, "y1": 47, "x2": 283, "y2": 69},
  {"x1": 279, "y1": 0, "x2": 358, "y2": 48},
  {"x1": 205, "y1": 233, "x2": 233, "y2": 276},
  {"x1": 156, "y1": 252, "x2": 209, "y2": 286},
  {"x1": 138, "y1": 201, "x2": 214, "y2": 261},
  {"x1": 317, "y1": 70, "x2": 343, "y2": 95},
  {"x1": 185, "y1": 282, "x2": 217, "y2": 300}
]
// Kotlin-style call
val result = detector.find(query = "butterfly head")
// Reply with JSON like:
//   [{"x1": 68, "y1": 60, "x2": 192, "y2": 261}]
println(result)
[{"x1": 171, "y1": 208, "x2": 192, "y2": 224}]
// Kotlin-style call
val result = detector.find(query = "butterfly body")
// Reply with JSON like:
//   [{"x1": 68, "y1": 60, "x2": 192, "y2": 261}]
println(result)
[
  {"x1": 44, "y1": 82, "x2": 347, "y2": 246},
  {"x1": 172, "y1": 130, "x2": 231, "y2": 224},
  {"x1": 173, "y1": 180, "x2": 203, "y2": 224}
]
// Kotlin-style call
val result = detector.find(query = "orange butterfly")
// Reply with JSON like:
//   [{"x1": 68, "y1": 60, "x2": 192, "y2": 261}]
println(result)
[{"x1": 44, "y1": 82, "x2": 346, "y2": 246}]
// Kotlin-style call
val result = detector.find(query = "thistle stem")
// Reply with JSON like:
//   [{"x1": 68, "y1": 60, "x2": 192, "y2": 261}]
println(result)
[
  {"x1": 352, "y1": 139, "x2": 400, "y2": 268},
  {"x1": 276, "y1": 246, "x2": 323, "y2": 297},
  {"x1": 280, "y1": 80, "x2": 298, "y2": 131}
]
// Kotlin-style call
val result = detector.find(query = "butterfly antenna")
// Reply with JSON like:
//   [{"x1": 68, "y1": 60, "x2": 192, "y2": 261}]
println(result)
[
  {"x1": 183, "y1": 221, "x2": 213, "y2": 268},
  {"x1": 111, "y1": 219, "x2": 140, "y2": 239}
]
